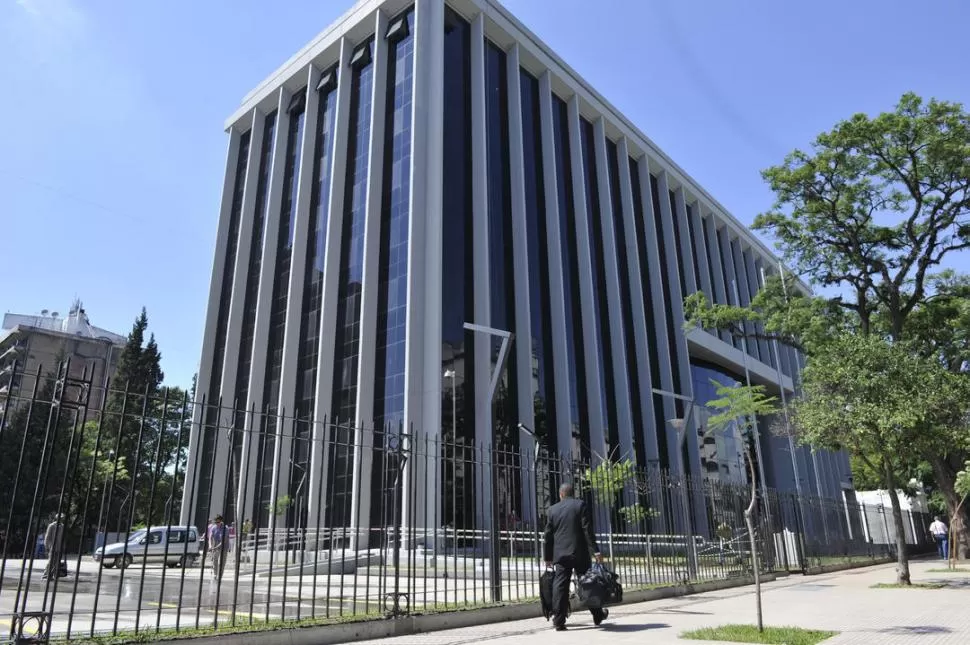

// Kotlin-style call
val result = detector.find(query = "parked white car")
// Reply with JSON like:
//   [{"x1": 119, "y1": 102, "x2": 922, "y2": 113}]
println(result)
[{"x1": 94, "y1": 526, "x2": 200, "y2": 569}]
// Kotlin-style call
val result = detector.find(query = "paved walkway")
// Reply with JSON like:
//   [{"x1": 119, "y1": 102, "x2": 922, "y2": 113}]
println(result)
[{"x1": 356, "y1": 559, "x2": 970, "y2": 644}]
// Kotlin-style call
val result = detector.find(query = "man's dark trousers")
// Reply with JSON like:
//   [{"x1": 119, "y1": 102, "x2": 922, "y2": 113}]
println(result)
[{"x1": 552, "y1": 555, "x2": 605, "y2": 628}]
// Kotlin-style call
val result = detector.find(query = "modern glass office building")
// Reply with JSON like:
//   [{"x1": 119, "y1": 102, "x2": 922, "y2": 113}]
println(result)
[{"x1": 182, "y1": 0, "x2": 854, "y2": 534}]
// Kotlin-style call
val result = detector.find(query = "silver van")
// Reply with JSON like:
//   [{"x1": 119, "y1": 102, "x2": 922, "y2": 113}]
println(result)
[{"x1": 94, "y1": 525, "x2": 200, "y2": 569}]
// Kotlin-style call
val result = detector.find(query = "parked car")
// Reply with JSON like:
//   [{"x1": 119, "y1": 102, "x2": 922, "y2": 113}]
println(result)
[{"x1": 93, "y1": 526, "x2": 200, "y2": 569}]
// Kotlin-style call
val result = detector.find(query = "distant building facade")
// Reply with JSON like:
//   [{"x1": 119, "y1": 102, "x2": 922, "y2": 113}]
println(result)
[{"x1": 0, "y1": 301, "x2": 126, "y2": 410}]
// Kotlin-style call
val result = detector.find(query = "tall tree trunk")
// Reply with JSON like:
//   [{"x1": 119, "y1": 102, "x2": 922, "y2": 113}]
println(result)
[
  {"x1": 744, "y1": 445, "x2": 763, "y2": 632},
  {"x1": 885, "y1": 485, "x2": 911, "y2": 585},
  {"x1": 930, "y1": 455, "x2": 970, "y2": 560}
]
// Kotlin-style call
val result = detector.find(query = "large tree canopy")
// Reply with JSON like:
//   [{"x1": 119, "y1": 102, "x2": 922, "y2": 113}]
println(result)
[{"x1": 756, "y1": 92, "x2": 970, "y2": 339}]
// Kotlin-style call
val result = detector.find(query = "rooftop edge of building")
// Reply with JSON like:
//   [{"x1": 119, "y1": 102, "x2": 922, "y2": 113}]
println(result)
[{"x1": 224, "y1": 0, "x2": 810, "y2": 294}]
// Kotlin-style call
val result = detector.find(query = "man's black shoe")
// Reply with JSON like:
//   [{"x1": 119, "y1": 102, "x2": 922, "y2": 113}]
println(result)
[
  {"x1": 594, "y1": 608, "x2": 609, "y2": 626},
  {"x1": 554, "y1": 624, "x2": 567, "y2": 631}
]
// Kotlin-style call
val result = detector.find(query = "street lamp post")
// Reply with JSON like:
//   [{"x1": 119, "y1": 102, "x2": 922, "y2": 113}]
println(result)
[
  {"x1": 651, "y1": 388, "x2": 700, "y2": 579},
  {"x1": 517, "y1": 423, "x2": 542, "y2": 566},
  {"x1": 97, "y1": 450, "x2": 116, "y2": 548},
  {"x1": 443, "y1": 369, "x2": 457, "y2": 440},
  {"x1": 462, "y1": 322, "x2": 513, "y2": 603}
]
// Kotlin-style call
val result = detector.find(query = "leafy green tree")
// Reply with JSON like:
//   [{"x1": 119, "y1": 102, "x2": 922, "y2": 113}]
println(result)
[
  {"x1": 100, "y1": 308, "x2": 192, "y2": 532},
  {"x1": 685, "y1": 92, "x2": 970, "y2": 567},
  {"x1": 791, "y1": 334, "x2": 967, "y2": 583},
  {"x1": 0, "y1": 374, "x2": 73, "y2": 549},
  {"x1": 706, "y1": 382, "x2": 778, "y2": 633}
]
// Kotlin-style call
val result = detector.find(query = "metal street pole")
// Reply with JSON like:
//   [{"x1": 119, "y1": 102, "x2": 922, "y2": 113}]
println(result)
[
  {"x1": 518, "y1": 423, "x2": 542, "y2": 566},
  {"x1": 761, "y1": 266, "x2": 808, "y2": 569},
  {"x1": 731, "y1": 280, "x2": 774, "y2": 566},
  {"x1": 463, "y1": 323, "x2": 513, "y2": 604},
  {"x1": 651, "y1": 388, "x2": 699, "y2": 579}
]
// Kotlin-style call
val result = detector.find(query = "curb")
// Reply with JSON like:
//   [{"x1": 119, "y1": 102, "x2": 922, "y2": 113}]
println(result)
[
  {"x1": 804, "y1": 558, "x2": 893, "y2": 576},
  {"x1": 145, "y1": 572, "x2": 781, "y2": 645}
]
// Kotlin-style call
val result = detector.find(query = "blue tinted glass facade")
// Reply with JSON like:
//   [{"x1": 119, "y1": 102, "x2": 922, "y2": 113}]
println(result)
[
  {"x1": 607, "y1": 141, "x2": 643, "y2": 466},
  {"x1": 441, "y1": 7, "x2": 474, "y2": 529},
  {"x1": 291, "y1": 83, "x2": 338, "y2": 509},
  {"x1": 690, "y1": 361, "x2": 745, "y2": 485},
  {"x1": 372, "y1": 11, "x2": 415, "y2": 529},
  {"x1": 579, "y1": 119, "x2": 615, "y2": 455},
  {"x1": 231, "y1": 112, "x2": 277, "y2": 522},
  {"x1": 629, "y1": 158, "x2": 668, "y2": 469},
  {"x1": 329, "y1": 42, "x2": 374, "y2": 527},
  {"x1": 520, "y1": 70, "x2": 557, "y2": 453},
  {"x1": 651, "y1": 175, "x2": 686, "y2": 470},
  {"x1": 551, "y1": 97, "x2": 588, "y2": 458},
  {"x1": 258, "y1": 97, "x2": 306, "y2": 523},
  {"x1": 197, "y1": 128, "x2": 251, "y2": 526},
  {"x1": 485, "y1": 41, "x2": 518, "y2": 455}
]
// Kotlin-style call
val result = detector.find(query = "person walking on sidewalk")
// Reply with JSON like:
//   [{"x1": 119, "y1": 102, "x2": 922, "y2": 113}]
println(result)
[
  {"x1": 929, "y1": 516, "x2": 949, "y2": 560},
  {"x1": 543, "y1": 482, "x2": 607, "y2": 632},
  {"x1": 43, "y1": 514, "x2": 65, "y2": 579},
  {"x1": 207, "y1": 515, "x2": 230, "y2": 581}
]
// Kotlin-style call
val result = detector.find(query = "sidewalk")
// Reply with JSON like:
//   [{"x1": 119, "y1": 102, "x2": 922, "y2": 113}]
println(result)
[{"x1": 356, "y1": 559, "x2": 970, "y2": 644}]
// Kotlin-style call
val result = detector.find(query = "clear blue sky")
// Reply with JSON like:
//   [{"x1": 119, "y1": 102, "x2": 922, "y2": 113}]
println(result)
[{"x1": 3, "y1": 0, "x2": 968, "y2": 388}]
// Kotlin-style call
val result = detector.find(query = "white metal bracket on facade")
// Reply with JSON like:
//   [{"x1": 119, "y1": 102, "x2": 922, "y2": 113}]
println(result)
[{"x1": 463, "y1": 322, "x2": 514, "y2": 404}]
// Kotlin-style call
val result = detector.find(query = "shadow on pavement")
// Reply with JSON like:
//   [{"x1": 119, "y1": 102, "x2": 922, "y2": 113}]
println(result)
[
  {"x1": 601, "y1": 622, "x2": 670, "y2": 632},
  {"x1": 877, "y1": 625, "x2": 953, "y2": 635},
  {"x1": 651, "y1": 607, "x2": 711, "y2": 615},
  {"x1": 924, "y1": 578, "x2": 970, "y2": 589}
]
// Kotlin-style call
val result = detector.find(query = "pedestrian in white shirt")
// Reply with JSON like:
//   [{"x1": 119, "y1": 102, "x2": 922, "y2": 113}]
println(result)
[{"x1": 929, "y1": 516, "x2": 948, "y2": 560}]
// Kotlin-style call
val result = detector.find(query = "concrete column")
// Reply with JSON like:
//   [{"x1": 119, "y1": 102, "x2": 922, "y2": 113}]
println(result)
[
  {"x1": 655, "y1": 171, "x2": 697, "y2": 475},
  {"x1": 673, "y1": 187, "x2": 698, "y2": 295},
  {"x1": 745, "y1": 251, "x2": 772, "y2": 364},
  {"x1": 470, "y1": 12, "x2": 494, "y2": 532},
  {"x1": 567, "y1": 95, "x2": 606, "y2": 460},
  {"x1": 731, "y1": 241, "x2": 758, "y2": 363},
  {"x1": 350, "y1": 8, "x2": 390, "y2": 547},
  {"x1": 181, "y1": 126, "x2": 244, "y2": 525},
  {"x1": 537, "y1": 72, "x2": 572, "y2": 461},
  {"x1": 238, "y1": 88, "x2": 292, "y2": 521},
  {"x1": 593, "y1": 119, "x2": 634, "y2": 462},
  {"x1": 270, "y1": 64, "x2": 318, "y2": 526},
  {"x1": 402, "y1": 0, "x2": 444, "y2": 538},
  {"x1": 754, "y1": 258, "x2": 776, "y2": 369},
  {"x1": 635, "y1": 157, "x2": 677, "y2": 534},
  {"x1": 718, "y1": 224, "x2": 741, "y2": 350},
  {"x1": 689, "y1": 201, "x2": 714, "y2": 314},
  {"x1": 703, "y1": 214, "x2": 732, "y2": 345},
  {"x1": 617, "y1": 139, "x2": 660, "y2": 466},
  {"x1": 308, "y1": 37, "x2": 354, "y2": 529},
  {"x1": 505, "y1": 44, "x2": 538, "y2": 522},
  {"x1": 211, "y1": 108, "x2": 265, "y2": 521}
]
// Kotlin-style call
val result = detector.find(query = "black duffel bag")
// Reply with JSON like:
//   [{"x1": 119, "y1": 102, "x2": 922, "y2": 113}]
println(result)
[{"x1": 575, "y1": 566, "x2": 607, "y2": 609}]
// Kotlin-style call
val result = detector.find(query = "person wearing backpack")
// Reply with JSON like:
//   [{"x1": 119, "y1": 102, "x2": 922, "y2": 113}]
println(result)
[{"x1": 543, "y1": 482, "x2": 607, "y2": 631}]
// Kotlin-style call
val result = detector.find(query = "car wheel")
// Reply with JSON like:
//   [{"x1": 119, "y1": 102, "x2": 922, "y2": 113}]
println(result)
[{"x1": 116, "y1": 554, "x2": 133, "y2": 570}]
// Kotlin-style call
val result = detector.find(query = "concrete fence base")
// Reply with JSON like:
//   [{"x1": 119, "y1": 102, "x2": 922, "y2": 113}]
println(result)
[{"x1": 143, "y1": 572, "x2": 783, "y2": 645}]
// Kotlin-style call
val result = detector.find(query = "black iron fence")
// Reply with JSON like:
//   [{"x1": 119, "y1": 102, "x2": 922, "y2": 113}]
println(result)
[{"x1": 0, "y1": 362, "x2": 933, "y2": 642}]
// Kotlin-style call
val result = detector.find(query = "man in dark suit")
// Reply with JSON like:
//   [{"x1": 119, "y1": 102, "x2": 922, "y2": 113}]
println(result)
[{"x1": 543, "y1": 482, "x2": 607, "y2": 631}]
